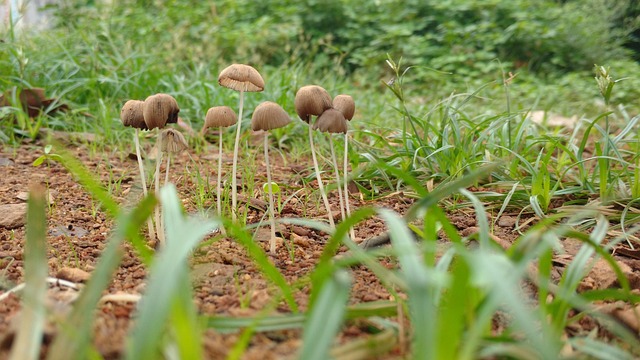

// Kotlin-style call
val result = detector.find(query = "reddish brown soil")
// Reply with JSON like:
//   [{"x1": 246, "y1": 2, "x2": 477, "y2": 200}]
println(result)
[{"x1": 0, "y1": 134, "x2": 638, "y2": 359}]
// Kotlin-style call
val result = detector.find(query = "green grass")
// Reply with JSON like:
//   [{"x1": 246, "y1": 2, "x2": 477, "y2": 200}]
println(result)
[{"x1": 2, "y1": 1, "x2": 640, "y2": 359}]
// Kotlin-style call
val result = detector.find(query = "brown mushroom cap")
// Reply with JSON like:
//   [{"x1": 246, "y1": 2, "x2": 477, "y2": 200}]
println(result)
[
  {"x1": 218, "y1": 64, "x2": 265, "y2": 92},
  {"x1": 120, "y1": 100, "x2": 147, "y2": 129},
  {"x1": 294, "y1": 85, "x2": 332, "y2": 123},
  {"x1": 162, "y1": 94, "x2": 180, "y2": 124},
  {"x1": 333, "y1": 94, "x2": 355, "y2": 121},
  {"x1": 203, "y1": 106, "x2": 237, "y2": 132},
  {"x1": 313, "y1": 108, "x2": 347, "y2": 134},
  {"x1": 159, "y1": 128, "x2": 188, "y2": 153},
  {"x1": 143, "y1": 93, "x2": 180, "y2": 130},
  {"x1": 251, "y1": 101, "x2": 291, "y2": 131}
]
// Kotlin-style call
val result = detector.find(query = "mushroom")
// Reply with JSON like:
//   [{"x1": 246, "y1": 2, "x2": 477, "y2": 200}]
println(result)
[
  {"x1": 155, "y1": 128, "x2": 188, "y2": 245},
  {"x1": 143, "y1": 93, "x2": 179, "y2": 130},
  {"x1": 313, "y1": 108, "x2": 348, "y2": 224},
  {"x1": 159, "y1": 128, "x2": 188, "y2": 185},
  {"x1": 143, "y1": 93, "x2": 180, "y2": 244},
  {"x1": 251, "y1": 101, "x2": 291, "y2": 254},
  {"x1": 294, "y1": 85, "x2": 332, "y2": 123},
  {"x1": 203, "y1": 106, "x2": 237, "y2": 220},
  {"x1": 294, "y1": 85, "x2": 335, "y2": 227},
  {"x1": 333, "y1": 94, "x2": 356, "y2": 239},
  {"x1": 218, "y1": 64, "x2": 265, "y2": 222},
  {"x1": 120, "y1": 99, "x2": 156, "y2": 241}
]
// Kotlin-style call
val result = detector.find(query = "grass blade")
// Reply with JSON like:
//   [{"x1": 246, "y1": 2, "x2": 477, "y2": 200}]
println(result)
[
  {"x1": 204, "y1": 300, "x2": 398, "y2": 333},
  {"x1": 300, "y1": 269, "x2": 352, "y2": 360},
  {"x1": 126, "y1": 185, "x2": 217, "y2": 360},
  {"x1": 168, "y1": 273, "x2": 202, "y2": 360},
  {"x1": 9, "y1": 186, "x2": 48, "y2": 360},
  {"x1": 379, "y1": 208, "x2": 434, "y2": 359}
]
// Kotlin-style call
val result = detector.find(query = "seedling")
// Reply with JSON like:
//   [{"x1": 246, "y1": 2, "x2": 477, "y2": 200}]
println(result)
[
  {"x1": 218, "y1": 64, "x2": 265, "y2": 222},
  {"x1": 294, "y1": 85, "x2": 334, "y2": 227},
  {"x1": 202, "y1": 106, "x2": 237, "y2": 220},
  {"x1": 262, "y1": 182, "x2": 281, "y2": 212},
  {"x1": 32, "y1": 144, "x2": 62, "y2": 166},
  {"x1": 251, "y1": 101, "x2": 291, "y2": 254}
]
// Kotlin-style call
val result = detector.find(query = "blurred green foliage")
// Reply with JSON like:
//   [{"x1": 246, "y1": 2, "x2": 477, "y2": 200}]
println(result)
[
  {"x1": 49, "y1": 0, "x2": 639, "y2": 76},
  {"x1": 1, "y1": 0, "x2": 639, "y2": 142}
]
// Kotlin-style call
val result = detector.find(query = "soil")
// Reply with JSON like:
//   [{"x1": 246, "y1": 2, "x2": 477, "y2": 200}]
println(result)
[{"x1": 0, "y1": 133, "x2": 639, "y2": 359}]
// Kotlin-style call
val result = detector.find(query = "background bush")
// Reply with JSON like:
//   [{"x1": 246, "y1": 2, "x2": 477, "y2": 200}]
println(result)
[{"x1": 1, "y1": 0, "x2": 639, "y2": 136}]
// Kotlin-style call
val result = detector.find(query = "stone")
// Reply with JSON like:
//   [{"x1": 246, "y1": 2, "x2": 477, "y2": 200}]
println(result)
[
  {"x1": 0, "y1": 203, "x2": 27, "y2": 229},
  {"x1": 56, "y1": 267, "x2": 91, "y2": 283}
]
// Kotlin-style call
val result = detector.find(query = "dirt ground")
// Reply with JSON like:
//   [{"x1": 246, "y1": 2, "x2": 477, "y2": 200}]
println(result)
[{"x1": 0, "y1": 132, "x2": 639, "y2": 359}]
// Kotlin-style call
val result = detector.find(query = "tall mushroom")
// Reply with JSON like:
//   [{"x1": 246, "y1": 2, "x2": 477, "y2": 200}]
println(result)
[
  {"x1": 294, "y1": 85, "x2": 334, "y2": 227},
  {"x1": 120, "y1": 99, "x2": 155, "y2": 240},
  {"x1": 218, "y1": 64, "x2": 265, "y2": 222},
  {"x1": 333, "y1": 94, "x2": 356, "y2": 239},
  {"x1": 156, "y1": 128, "x2": 188, "y2": 244},
  {"x1": 143, "y1": 93, "x2": 180, "y2": 244},
  {"x1": 314, "y1": 108, "x2": 348, "y2": 224},
  {"x1": 251, "y1": 101, "x2": 291, "y2": 254},
  {"x1": 202, "y1": 106, "x2": 237, "y2": 219}
]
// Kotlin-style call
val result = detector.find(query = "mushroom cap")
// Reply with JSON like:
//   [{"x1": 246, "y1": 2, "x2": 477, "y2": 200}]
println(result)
[
  {"x1": 159, "y1": 128, "x2": 188, "y2": 153},
  {"x1": 120, "y1": 100, "x2": 147, "y2": 129},
  {"x1": 313, "y1": 108, "x2": 347, "y2": 134},
  {"x1": 294, "y1": 85, "x2": 332, "y2": 123},
  {"x1": 251, "y1": 101, "x2": 291, "y2": 131},
  {"x1": 203, "y1": 106, "x2": 237, "y2": 132},
  {"x1": 142, "y1": 93, "x2": 180, "y2": 130},
  {"x1": 218, "y1": 64, "x2": 265, "y2": 92},
  {"x1": 333, "y1": 94, "x2": 355, "y2": 121}
]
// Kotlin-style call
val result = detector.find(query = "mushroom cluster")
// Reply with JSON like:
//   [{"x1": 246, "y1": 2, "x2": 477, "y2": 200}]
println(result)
[
  {"x1": 118, "y1": 67, "x2": 357, "y2": 255},
  {"x1": 294, "y1": 85, "x2": 355, "y2": 235},
  {"x1": 120, "y1": 93, "x2": 185, "y2": 245}
]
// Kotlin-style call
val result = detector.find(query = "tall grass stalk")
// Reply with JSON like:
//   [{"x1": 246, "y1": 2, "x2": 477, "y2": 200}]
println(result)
[{"x1": 9, "y1": 186, "x2": 47, "y2": 360}]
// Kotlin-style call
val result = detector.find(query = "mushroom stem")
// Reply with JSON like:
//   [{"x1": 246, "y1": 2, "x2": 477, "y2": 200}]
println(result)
[
  {"x1": 344, "y1": 132, "x2": 355, "y2": 240},
  {"x1": 231, "y1": 90, "x2": 245, "y2": 222},
  {"x1": 309, "y1": 124, "x2": 335, "y2": 228},
  {"x1": 154, "y1": 146, "x2": 165, "y2": 244},
  {"x1": 264, "y1": 133, "x2": 277, "y2": 254},
  {"x1": 217, "y1": 128, "x2": 224, "y2": 219},
  {"x1": 328, "y1": 135, "x2": 345, "y2": 222},
  {"x1": 161, "y1": 153, "x2": 172, "y2": 243},
  {"x1": 134, "y1": 129, "x2": 156, "y2": 241},
  {"x1": 164, "y1": 153, "x2": 171, "y2": 186}
]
